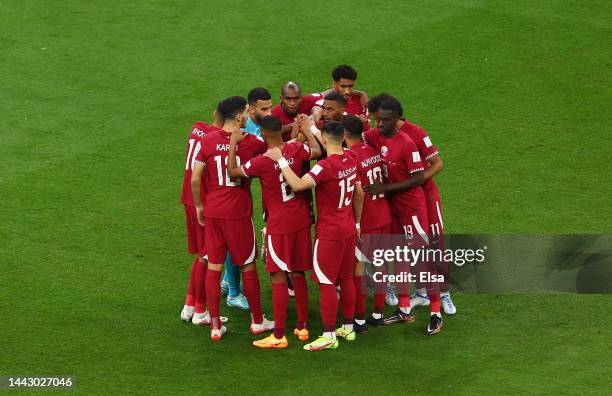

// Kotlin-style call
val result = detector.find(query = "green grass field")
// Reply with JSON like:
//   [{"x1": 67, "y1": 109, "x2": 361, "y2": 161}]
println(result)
[{"x1": 2, "y1": 0, "x2": 611, "y2": 394}]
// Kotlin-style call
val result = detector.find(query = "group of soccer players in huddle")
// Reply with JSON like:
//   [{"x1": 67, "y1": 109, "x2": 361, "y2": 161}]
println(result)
[{"x1": 179, "y1": 65, "x2": 457, "y2": 351}]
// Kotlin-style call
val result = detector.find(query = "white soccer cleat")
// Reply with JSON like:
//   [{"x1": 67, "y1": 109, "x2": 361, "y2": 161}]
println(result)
[
  {"x1": 441, "y1": 293, "x2": 457, "y2": 315},
  {"x1": 250, "y1": 315, "x2": 275, "y2": 335},
  {"x1": 181, "y1": 305, "x2": 194, "y2": 322},
  {"x1": 211, "y1": 326, "x2": 227, "y2": 341},
  {"x1": 192, "y1": 311, "x2": 228, "y2": 325},
  {"x1": 410, "y1": 291, "x2": 430, "y2": 308},
  {"x1": 385, "y1": 285, "x2": 399, "y2": 306}
]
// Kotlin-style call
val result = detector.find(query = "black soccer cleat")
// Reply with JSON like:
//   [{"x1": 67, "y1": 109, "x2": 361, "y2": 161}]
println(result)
[
  {"x1": 353, "y1": 320, "x2": 369, "y2": 333},
  {"x1": 384, "y1": 309, "x2": 416, "y2": 325},
  {"x1": 427, "y1": 314, "x2": 443, "y2": 336},
  {"x1": 366, "y1": 314, "x2": 386, "y2": 327}
]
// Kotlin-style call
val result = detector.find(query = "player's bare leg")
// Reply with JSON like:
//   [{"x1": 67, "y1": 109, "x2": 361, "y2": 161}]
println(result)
[
  {"x1": 241, "y1": 262, "x2": 274, "y2": 334},
  {"x1": 290, "y1": 271, "x2": 309, "y2": 341},
  {"x1": 253, "y1": 271, "x2": 288, "y2": 348}
]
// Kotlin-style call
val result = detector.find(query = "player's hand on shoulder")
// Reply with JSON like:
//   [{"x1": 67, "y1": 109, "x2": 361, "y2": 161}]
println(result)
[
  {"x1": 263, "y1": 147, "x2": 283, "y2": 162},
  {"x1": 230, "y1": 129, "x2": 247, "y2": 143}
]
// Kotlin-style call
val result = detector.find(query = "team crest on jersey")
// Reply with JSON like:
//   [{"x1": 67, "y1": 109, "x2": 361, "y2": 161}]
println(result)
[{"x1": 381, "y1": 145, "x2": 389, "y2": 157}]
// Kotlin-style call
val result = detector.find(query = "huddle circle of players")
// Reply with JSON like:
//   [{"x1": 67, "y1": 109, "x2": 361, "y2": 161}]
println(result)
[{"x1": 180, "y1": 65, "x2": 457, "y2": 351}]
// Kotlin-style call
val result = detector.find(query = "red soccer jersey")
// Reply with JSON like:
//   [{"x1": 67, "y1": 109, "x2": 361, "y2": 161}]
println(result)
[
  {"x1": 306, "y1": 150, "x2": 359, "y2": 240},
  {"x1": 271, "y1": 94, "x2": 323, "y2": 141},
  {"x1": 399, "y1": 120, "x2": 440, "y2": 194},
  {"x1": 181, "y1": 121, "x2": 221, "y2": 206},
  {"x1": 349, "y1": 142, "x2": 392, "y2": 231},
  {"x1": 195, "y1": 130, "x2": 266, "y2": 219},
  {"x1": 241, "y1": 142, "x2": 312, "y2": 235},
  {"x1": 314, "y1": 92, "x2": 368, "y2": 117},
  {"x1": 363, "y1": 128, "x2": 426, "y2": 218}
]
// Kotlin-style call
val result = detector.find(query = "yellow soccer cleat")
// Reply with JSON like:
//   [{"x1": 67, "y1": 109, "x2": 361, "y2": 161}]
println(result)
[
  {"x1": 293, "y1": 328, "x2": 310, "y2": 341},
  {"x1": 252, "y1": 334, "x2": 289, "y2": 349},
  {"x1": 335, "y1": 326, "x2": 356, "y2": 341},
  {"x1": 303, "y1": 335, "x2": 339, "y2": 351}
]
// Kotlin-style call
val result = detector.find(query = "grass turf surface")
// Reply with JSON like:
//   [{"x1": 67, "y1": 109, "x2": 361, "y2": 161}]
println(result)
[{"x1": 1, "y1": 0, "x2": 611, "y2": 394}]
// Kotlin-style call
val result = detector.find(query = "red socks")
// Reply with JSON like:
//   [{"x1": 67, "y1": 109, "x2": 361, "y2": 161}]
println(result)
[
  {"x1": 373, "y1": 292, "x2": 386, "y2": 314},
  {"x1": 194, "y1": 259, "x2": 207, "y2": 313},
  {"x1": 354, "y1": 275, "x2": 366, "y2": 320},
  {"x1": 339, "y1": 278, "x2": 355, "y2": 324},
  {"x1": 291, "y1": 275, "x2": 308, "y2": 329},
  {"x1": 428, "y1": 288, "x2": 441, "y2": 313},
  {"x1": 272, "y1": 282, "x2": 288, "y2": 338},
  {"x1": 205, "y1": 268, "x2": 221, "y2": 329},
  {"x1": 319, "y1": 284, "x2": 338, "y2": 332},
  {"x1": 185, "y1": 258, "x2": 198, "y2": 307},
  {"x1": 242, "y1": 269, "x2": 263, "y2": 324}
]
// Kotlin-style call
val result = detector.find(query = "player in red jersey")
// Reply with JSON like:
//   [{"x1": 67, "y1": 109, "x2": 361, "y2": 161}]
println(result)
[
  {"x1": 191, "y1": 96, "x2": 274, "y2": 341},
  {"x1": 180, "y1": 111, "x2": 226, "y2": 326},
  {"x1": 226, "y1": 115, "x2": 322, "y2": 348},
  {"x1": 315, "y1": 65, "x2": 369, "y2": 123},
  {"x1": 342, "y1": 115, "x2": 392, "y2": 332},
  {"x1": 363, "y1": 98, "x2": 443, "y2": 335},
  {"x1": 265, "y1": 121, "x2": 362, "y2": 351},
  {"x1": 270, "y1": 81, "x2": 323, "y2": 141},
  {"x1": 369, "y1": 93, "x2": 456, "y2": 315}
]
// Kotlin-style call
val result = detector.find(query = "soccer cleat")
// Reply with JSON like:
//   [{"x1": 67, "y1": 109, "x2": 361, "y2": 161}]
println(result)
[
  {"x1": 211, "y1": 325, "x2": 227, "y2": 341},
  {"x1": 335, "y1": 326, "x2": 356, "y2": 341},
  {"x1": 293, "y1": 328, "x2": 310, "y2": 341},
  {"x1": 252, "y1": 334, "x2": 288, "y2": 349},
  {"x1": 384, "y1": 309, "x2": 416, "y2": 325},
  {"x1": 410, "y1": 291, "x2": 430, "y2": 308},
  {"x1": 353, "y1": 320, "x2": 368, "y2": 333},
  {"x1": 192, "y1": 311, "x2": 228, "y2": 325},
  {"x1": 427, "y1": 314, "x2": 443, "y2": 336},
  {"x1": 181, "y1": 305, "x2": 194, "y2": 322},
  {"x1": 366, "y1": 315, "x2": 385, "y2": 327},
  {"x1": 250, "y1": 315, "x2": 275, "y2": 335},
  {"x1": 226, "y1": 293, "x2": 249, "y2": 310},
  {"x1": 220, "y1": 280, "x2": 229, "y2": 296},
  {"x1": 385, "y1": 285, "x2": 399, "y2": 306},
  {"x1": 441, "y1": 293, "x2": 457, "y2": 315},
  {"x1": 303, "y1": 335, "x2": 339, "y2": 351}
]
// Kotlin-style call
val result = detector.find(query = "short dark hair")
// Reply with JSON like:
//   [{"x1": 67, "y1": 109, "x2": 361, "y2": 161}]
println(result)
[
  {"x1": 281, "y1": 81, "x2": 301, "y2": 96},
  {"x1": 367, "y1": 92, "x2": 396, "y2": 114},
  {"x1": 217, "y1": 96, "x2": 247, "y2": 121},
  {"x1": 332, "y1": 64, "x2": 357, "y2": 81},
  {"x1": 379, "y1": 97, "x2": 403, "y2": 117},
  {"x1": 324, "y1": 91, "x2": 345, "y2": 106},
  {"x1": 343, "y1": 115, "x2": 363, "y2": 139},
  {"x1": 259, "y1": 115, "x2": 282, "y2": 133},
  {"x1": 247, "y1": 87, "x2": 271, "y2": 105},
  {"x1": 320, "y1": 121, "x2": 345, "y2": 143}
]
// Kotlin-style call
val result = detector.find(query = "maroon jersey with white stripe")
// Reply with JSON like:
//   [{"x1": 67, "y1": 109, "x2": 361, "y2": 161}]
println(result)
[
  {"x1": 306, "y1": 150, "x2": 359, "y2": 240},
  {"x1": 349, "y1": 142, "x2": 392, "y2": 231},
  {"x1": 181, "y1": 122, "x2": 220, "y2": 206},
  {"x1": 241, "y1": 142, "x2": 312, "y2": 235},
  {"x1": 363, "y1": 128, "x2": 426, "y2": 218},
  {"x1": 195, "y1": 130, "x2": 266, "y2": 219}
]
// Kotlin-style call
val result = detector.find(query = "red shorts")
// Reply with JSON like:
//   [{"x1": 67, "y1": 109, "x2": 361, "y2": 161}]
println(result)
[
  {"x1": 355, "y1": 224, "x2": 392, "y2": 263},
  {"x1": 265, "y1": 227, "x2": 312, "y2": 273},
  {"x1": 311, "y1": 235, "x2": 356, "y2": 284},
  {"x1": 204, "y1": 217, "x2": 257, "y2": 265},
  {"x1": 184, "y1": 205, "x2": 205, "y2": 257},
  {"x1": 392, "y1": 212, "x2": 430, "y2": 248}
]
